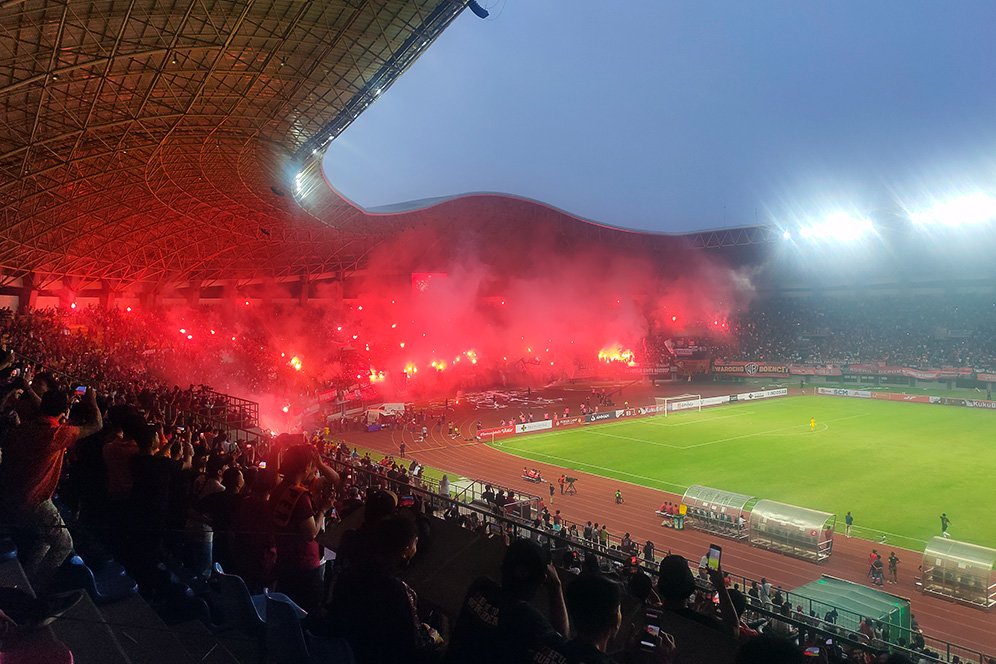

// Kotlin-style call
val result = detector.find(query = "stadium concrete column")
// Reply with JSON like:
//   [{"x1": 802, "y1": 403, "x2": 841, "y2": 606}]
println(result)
[
  {"x1": 59, "y1": 276, "x2": 81, "y2": 308},
  {"x1": 99, "y1": 280, "x2": 119, "y2": 309},
  {"x1": 140, "y1": 283, "x2": 162, "y2": 309},
  {"x1": 17, "y1": 272, "x2": 38, "y2": 313},
  {"x1": 261, "y1": 278, "x2": 274, "y2": 308},
  {"x1": 185, "y1": 280, "x2": 202, "y2": 307},
  {"x1": 299, "y1": 275, "x2": 310, "y2": 306},
  {"x1": 222, "y1": 280, "x2": 239, "y2": 305}
]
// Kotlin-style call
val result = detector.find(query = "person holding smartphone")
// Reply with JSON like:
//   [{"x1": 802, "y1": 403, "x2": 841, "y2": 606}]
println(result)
[
  {"x1": 269, "y1": 444, "x2": 338, "y2": 616},
  {"x1": 543, "y1": 573, "x2": 675, "y2": 664},
  {"x1": 655, "y1": 554, "x2": 739, "y2": 639}
]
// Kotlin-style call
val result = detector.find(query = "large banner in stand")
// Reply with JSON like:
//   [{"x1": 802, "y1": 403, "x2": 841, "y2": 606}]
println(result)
[
  {"x1": 632, "y1": 365, "x2": 673, "y2": 376},
  {"x1": 842, "y1": 363, "x2": 974, "y2": 380},
  {"x1": 673, "y1": 359, "x2": 712, "y2": 375},
  {"x1": 788, "y1": 364, "x2": 843, "y2": 376},
  {"x1": 712, "y1": 360, "x2": 790, "y2": 376}
]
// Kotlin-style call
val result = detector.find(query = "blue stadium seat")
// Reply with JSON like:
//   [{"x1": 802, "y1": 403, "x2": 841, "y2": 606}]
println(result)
[
  {"x1": 55, "y1": 555, "x2": 139, "y2": 604},
  {"x1": 206, "y1": 563, "x2": 265, "y2": 635},
  {"x1": 0, "y1": 537, "x2": 17, "y2": 562},
  {"x1": 264, "y1": 594, "x2": 354, "y2": 664}
]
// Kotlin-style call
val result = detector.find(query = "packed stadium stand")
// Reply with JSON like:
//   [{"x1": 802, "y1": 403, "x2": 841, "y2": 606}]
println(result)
[{"x1": 2, "y1": 1, "x2": 996, "y2": 664}]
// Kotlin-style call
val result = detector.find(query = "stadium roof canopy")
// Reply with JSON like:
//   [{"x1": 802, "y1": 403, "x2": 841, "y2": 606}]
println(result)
[{"x1": 0, "y1": 0, "x2": 467, "y2": 288}]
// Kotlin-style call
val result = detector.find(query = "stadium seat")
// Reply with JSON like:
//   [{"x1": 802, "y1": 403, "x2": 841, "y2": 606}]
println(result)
[
  {"x1": 53, "y1": 555, "x2": 138, "y2": 604},
  {"x1": 206, "y1": 563, "x2": 266, "y2": 635},
  {"x1": 264, "y1": 594, "x2": 354, "y2": 664},
  {"x1": 0, "y1": 538, "x2": 17, "y2": 562}
]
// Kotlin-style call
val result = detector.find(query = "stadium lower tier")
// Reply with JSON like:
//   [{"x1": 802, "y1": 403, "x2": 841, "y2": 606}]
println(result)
[{"x1": 338, "y1": 387, "x2": 996, "y2": 655}]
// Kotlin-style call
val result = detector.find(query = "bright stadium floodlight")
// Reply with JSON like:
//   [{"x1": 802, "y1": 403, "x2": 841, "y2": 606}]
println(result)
[
  {"x1": 798, "y1": 212, "x2": 873, "y2": 241},
  {"x1": 908, "y1": 193, "x2": 996, "y2": 228}
]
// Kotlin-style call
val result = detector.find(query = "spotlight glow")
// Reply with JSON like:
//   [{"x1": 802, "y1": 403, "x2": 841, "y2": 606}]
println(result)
[
  {"x1": 799, "y1": 212, "x2": 873, "y2": 241},
  {"x1": 909, "y1": 193, "x2": 996, "y2": 227}
]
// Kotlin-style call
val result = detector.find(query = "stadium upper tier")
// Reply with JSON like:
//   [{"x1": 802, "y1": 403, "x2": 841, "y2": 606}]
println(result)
[{"x1": 0, "y1": 0, "x2": 471, "y2": 285}]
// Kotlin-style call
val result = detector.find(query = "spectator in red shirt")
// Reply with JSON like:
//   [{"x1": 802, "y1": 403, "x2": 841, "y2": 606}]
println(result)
[
  {"x1": 269, "y1": 444, "x2": 338, "y2": 615},
  {"x1": 0, "y1": 388, "x2": 102, "y2": 590}
]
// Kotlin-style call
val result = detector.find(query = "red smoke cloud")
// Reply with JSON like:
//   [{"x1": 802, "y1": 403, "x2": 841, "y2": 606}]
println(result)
[
  {"x1": 331, "y1": 220, "x2": 752, "y2": 397},
  {"x1": 145, "y1": 216, "x2": 752, "y2": 420}
]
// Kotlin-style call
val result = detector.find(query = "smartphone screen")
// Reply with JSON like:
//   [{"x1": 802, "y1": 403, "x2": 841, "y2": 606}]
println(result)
[
  {"x1": 641, "y1": 611, "x2": 661, "y2": 650},
  {"x1": 640, "y1": 625, "x2": 659, "y2": 650},
  {"x1": 804, "y1": 647, "x2": 821, "y2": 657},
  {"x1": 75, "y1": 385, "x2": 87, "y2": 395},
  {"x1": 707, "y1": 544, "x2": 722, "y2": 571},
  {"x1": 258, "y1": 461, "x2": 267, "y2": 469}
]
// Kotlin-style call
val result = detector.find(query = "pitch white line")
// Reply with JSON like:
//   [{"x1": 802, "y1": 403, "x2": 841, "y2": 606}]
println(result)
[
  {"x1": 500, "y1": 411, "x2": 870, "y2": 452},
  {"x1": 642, "y1": 411, "x2": 753, "y2": 428},
  {"x1": 502, "y1": 402, "x2": 760, "y2": 445},
  {"x1": 491, "y1": 446, "x2": 689, "y2": 491}
]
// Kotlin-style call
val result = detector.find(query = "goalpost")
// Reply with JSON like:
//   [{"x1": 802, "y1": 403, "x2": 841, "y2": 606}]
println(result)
[{"x1": 656, "y1": 394, "x2": 702, "y2": 417}]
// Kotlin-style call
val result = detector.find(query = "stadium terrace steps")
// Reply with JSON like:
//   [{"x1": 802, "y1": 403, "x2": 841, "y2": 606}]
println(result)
[
  {"x1": 49, "y1": 592, "x2": 132, "y2": 664},
  {"x1": 0, "y1": 556, "x2": 249, "y2": 664},
  {"x1": 0, "y1": 557, "x2": 130, "y2": 664},
  {"x1": 169, "y1": 620, "x2": 247, "y2": 664},
  {"x1": 99, "y1": 594, "x2": 246, "y2": 664}
]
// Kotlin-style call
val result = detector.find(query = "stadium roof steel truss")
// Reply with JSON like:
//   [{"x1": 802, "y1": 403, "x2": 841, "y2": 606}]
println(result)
[{"x1": 0, "y1": 0, "x2": 467, "y2": 285}]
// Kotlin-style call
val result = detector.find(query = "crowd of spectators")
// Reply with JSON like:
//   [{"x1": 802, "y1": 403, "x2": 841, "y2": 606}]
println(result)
[
  {"x1": 0, "y1": 303, "x2": 991, "y2": 663},
  {"x1": 718, "y1": 294, "x2": 996, "y2": 370},
  {"x1": 0, "y1": 351, "x2": 950, "y2": 663}
]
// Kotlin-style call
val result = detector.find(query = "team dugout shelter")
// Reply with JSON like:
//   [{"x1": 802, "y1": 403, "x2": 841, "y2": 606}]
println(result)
[
  {"x1": 680, "y1": 485, "x2": 755, "y2": 540},
  {"x1": 920, "y1": 538, "x2": 996, "y2": 610},
  {"x1": 792, "y1": 576, "x2": 912, "y2": 644},
  {"x1": 749, "y1": 499, "x2": 835, "y2": 562}
]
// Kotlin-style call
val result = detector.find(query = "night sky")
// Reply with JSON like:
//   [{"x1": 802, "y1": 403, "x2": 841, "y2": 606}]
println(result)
[{"x1": 324, "y1": 1, "x2": 996, "y2": 234}]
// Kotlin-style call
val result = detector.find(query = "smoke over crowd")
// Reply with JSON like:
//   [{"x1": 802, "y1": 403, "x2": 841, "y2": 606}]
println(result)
[
  {"x1": 8, "y1": 217, "x2": 752, "y2": 429},
  {"x1": 144, "y1": 219, "x2": 755, "y2": 423}
]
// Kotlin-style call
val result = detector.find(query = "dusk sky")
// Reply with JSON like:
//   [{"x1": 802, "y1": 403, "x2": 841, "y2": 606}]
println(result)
[{"x1": 324, "y1": 1, "x2": 996, "y2": 234}]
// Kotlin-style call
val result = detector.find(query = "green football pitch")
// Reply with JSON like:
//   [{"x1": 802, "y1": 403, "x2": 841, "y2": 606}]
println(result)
[{"x1": 490, "y1": 396, "x2": 996, "y2": 551}]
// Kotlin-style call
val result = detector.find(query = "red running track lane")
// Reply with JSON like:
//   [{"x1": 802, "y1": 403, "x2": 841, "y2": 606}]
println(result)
[{"x1": 345, "y1": 421, "x2": 996, "y2": 657}]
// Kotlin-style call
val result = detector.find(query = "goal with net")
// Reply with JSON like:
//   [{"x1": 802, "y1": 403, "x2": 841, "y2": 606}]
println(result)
[{"x1": 656, "y1": 394, "x2": 702, "y2": 417}]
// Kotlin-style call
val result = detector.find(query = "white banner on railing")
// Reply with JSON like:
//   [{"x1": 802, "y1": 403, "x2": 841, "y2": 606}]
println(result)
[
  {"x1": 516, "y1": 420, "x2": 553, "y2": 433},
  {"x1": 701, "y1": 395, "x2": 732, "y2": 407},
  {"x1": 817, "y1": 387, "x2": 872, "y2": 399},
  {"x1": 735, "y1": 388, "x2": 788, "y2": 401}
]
